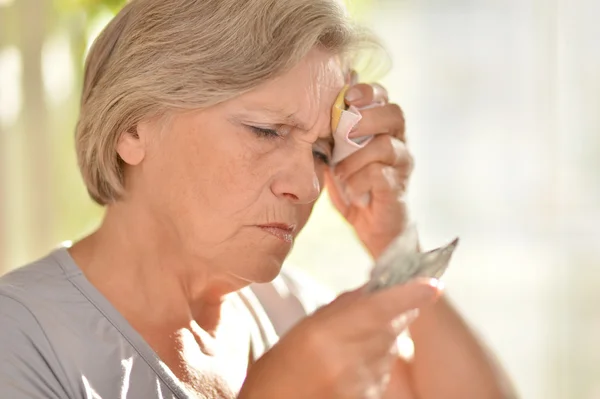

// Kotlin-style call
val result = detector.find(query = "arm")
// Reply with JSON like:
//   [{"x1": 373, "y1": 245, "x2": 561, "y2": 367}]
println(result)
[
  {"x1": 259, "y1": 267, "x2": 516, "y2": 398},
  {"x1": 386, "y1": 295, "x2": 518, "y2": 399},
  {"x1": 326, "y1": 80, "x2": 518, "y2": 399}
]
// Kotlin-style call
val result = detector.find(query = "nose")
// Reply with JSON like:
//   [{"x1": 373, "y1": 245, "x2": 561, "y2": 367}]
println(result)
[{"x1": 270, "y1": 144, "x2": 321, "y2": 204}]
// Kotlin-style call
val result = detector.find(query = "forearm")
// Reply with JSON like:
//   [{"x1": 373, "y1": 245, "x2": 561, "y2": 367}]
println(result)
[{"x1": 407, "y1": 295, "x2": 518, "y2": 399}]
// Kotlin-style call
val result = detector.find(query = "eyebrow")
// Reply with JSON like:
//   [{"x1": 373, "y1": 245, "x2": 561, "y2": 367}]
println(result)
[
  {"x1": 316, "y1": 133, "x2": 335, "y2": 150},
  {"x1": 241, "y1": 106, "x2": 309, "y2": 131},
  {"x1": 236, "y1": 105, "x2": 335, "y2": 148}
]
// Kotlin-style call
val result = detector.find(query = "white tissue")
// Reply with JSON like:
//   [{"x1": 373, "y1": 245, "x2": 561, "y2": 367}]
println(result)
[
  {"x1": 330, "y1": 105, "x2": 373, "y2": 206},
  {"x1": 327, "y1": 94, "x2": 458, "y2": 291},
  {"x1": 331, "y1": 105, "x2": 371, "y2": 165}
]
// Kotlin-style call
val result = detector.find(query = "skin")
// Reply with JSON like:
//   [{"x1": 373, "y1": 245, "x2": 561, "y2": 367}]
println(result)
[{"x1": 70, "y1": 48, "x2": 515, "y2": 398}]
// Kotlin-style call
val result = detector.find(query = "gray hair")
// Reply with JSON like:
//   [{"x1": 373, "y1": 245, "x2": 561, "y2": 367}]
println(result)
[{"x1": 76, "y1": 0, "x2": 383, "y2": 205}]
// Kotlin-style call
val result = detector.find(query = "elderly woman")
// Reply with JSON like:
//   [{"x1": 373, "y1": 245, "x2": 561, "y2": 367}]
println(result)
[{"x1": 0, "y1": 0, "x2": 515, "y2": 398}]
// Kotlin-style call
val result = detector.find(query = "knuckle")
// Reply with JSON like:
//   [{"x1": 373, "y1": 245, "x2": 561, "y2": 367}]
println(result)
[
  {"x1": 384, "y1": 138, "x2": 411, "y2": 167},
  {"x1": 407, "y1": 152, "x2": 415, "y2": 171},
  {"x1": 367, "y1": 163, "x2": 384, "y2": 181},
  {"x1": 387, "y1": 103, "x2": 404, "y2": 118},
  {"x1": 372, "y1": 135, "x2": 395, "y2": 161},
  {"x1": 304, "y1": 322, "x2": 330, "y2": 353},
  {"x1": 387, "y1": 103, "x2": 406, "y2": 134},
  {"x1": 397, "y1": 150, "x2": 412, "y2": 171},
  {"x1": 387, "y1": 137, "x2": 403, "y2": 163},
  {"x1": 379, "y1": 133, "x2": 394, "y2": 146},
  {"x1": 398, "y1": 151, "x2": 415, "y2": 174},
  {"x1": 321, "y1": 361, "x2": 345, "y2": 393},
  {"x1": 382, "y1": 166, "x2": 398, "y2": 188},
  {"x1": 372, "y1": 82, "x2": 389, "y2": 99}
]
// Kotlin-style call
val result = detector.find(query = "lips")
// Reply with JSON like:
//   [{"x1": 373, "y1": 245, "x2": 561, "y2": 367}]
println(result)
[{"x1": 256, "y1": 223, "x2": 296, "y2": 243}]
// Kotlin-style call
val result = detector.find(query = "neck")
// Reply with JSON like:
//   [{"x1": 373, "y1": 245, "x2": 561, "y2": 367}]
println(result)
[{"x1": 69, "y1": 200, "x2": 243, "y2": 333}]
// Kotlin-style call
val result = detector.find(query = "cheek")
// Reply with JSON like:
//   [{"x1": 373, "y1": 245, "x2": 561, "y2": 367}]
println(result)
[{"x1": 153, "y1": 123, "x2": 270, "y2": 215}]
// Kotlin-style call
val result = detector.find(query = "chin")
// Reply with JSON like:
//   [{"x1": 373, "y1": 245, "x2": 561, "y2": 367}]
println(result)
[
  {"x1": 253, "y1": 258, "x2": 286, "y2": 284},
  {"x1": 237, "y1": 254, "x2": 286, "y2": 285}
]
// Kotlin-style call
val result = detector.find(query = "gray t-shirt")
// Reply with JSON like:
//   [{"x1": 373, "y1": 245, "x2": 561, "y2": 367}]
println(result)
[{"x1": 0, "y1": 248, "x2": 332, "y2": 399}]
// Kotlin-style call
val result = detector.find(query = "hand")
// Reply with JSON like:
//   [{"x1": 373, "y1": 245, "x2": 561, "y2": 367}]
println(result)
[
  {"x1": 238, "y1": 280, "x2": 441, "y2": 399},
  {"x1": 325, "y1": 81, "x2": 413, "y2": 259}
]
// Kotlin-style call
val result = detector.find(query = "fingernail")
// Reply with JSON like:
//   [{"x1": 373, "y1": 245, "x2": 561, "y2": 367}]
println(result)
[
  {"x1": 391, "y1": 308, "x2": 420, "y2": 334},
  {"x1": 345, "y1": 87, "x2": 362, "y2": 102}
]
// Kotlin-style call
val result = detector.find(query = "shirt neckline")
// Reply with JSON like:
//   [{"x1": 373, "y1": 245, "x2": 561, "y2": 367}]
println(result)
[{"x1": 51, "y1": 247, "x2": 192, "y2": 399}]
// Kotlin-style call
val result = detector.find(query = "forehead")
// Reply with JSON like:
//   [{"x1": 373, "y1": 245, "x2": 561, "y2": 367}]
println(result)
[{"x1": 234, "y1": 49, "x2": 345, "y2": 130}]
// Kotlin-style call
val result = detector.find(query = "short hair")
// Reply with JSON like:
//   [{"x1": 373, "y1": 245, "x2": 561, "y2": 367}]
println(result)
[{"x1": 76, "y1": 0, "x2": 382, "y2": 205}]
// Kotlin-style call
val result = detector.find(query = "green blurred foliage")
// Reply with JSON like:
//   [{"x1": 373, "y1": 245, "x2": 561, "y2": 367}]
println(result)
[
  {"x1": 54, "y1": 0, "x2": 371, "y2": 20},
  {"x1": 54, "y1": 0, "x2": 126, "y2": 16}
]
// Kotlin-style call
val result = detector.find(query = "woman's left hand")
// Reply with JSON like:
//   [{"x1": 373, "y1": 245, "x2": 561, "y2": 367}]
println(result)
[{"x1": 325, "y1": 82, "x2": 414, "y2": 259}]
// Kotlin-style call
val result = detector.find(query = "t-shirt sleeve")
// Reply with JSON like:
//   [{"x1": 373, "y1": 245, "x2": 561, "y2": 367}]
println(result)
[{"x1": 0, "y1": 294, "x2": 70, "y2": 399}]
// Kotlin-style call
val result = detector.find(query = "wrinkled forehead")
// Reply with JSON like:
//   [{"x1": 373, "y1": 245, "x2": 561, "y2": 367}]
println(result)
[{"x1": 233, "y1": 50, "x2": 346, "y2": 131}]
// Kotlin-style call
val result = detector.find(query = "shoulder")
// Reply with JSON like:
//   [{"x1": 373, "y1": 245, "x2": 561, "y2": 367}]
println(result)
[
  {"x1": 0, "y1": 248, "x2": 72, "y2": 303},
  {"x1": 0, "y1": 249, "x2": 91, "y2": 398},
  {"x1": 0, "y1": 250, "x2": 80, "y2": 336},
  {"x1": 0, "y1": 249, "x2": 68, "y2": 339},
  {"x1": 0, "y1": 250, "x2": 170, "y2": 398},
  {"x1": 0, "y1": 286, "x2": 71, "y2": 398}
]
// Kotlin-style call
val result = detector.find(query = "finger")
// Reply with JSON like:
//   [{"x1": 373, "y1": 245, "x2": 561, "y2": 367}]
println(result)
[
  {"x1": 361, "y1": 364, "x2": 394, "y2": 399},
  {"x1": 337, "y1": 360, "x2": 392, "y2": 399},
  {"x1": 357, "y1": 279, "x2": 441, "y2": 324},
  {"x1": 343, "y1": 163, "x2": 407, "y2": 206},
  {"x1": 345, "y1": 83, "x2": 389, "y2": 108},
  {"x1": 385, "y1": 358, "x2": 416, "y2": 398},
  {"x1": 357, "y1": 353, "x2": 396, "y2": 393},
  {"x1": 334, "y1": 136, "x2": 412, "y2": 182},
  {"x1": 328, "y1": 284, "x2": 367, "y2": 309},
  {"x1": 390, "y1": 309, "x2": 420, "y2": 336},
  {"x1": 324, "y1": 168, "x2": 350, "y2": 216},
  {"x1": 359, "y1": 312, "x2": 420, "y2": 364},
  {"x1": 349, "y1": 103, "x2": 406, "y2": 141}
]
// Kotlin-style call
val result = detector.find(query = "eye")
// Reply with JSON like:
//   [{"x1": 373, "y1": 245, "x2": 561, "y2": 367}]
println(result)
[
  {"x1": 312, "y1": 150, "x2": 331, "y2": 165},
  {"x1": 248, "y1": 125, "x2": 282, "y2": 139}
]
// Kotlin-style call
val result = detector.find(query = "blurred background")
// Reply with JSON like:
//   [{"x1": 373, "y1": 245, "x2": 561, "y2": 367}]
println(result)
[{"x1": 1, "y1": 0, "x2": 599, "y2": 398}]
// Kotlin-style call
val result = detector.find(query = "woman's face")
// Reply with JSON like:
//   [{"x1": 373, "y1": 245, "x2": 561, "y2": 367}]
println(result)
[{"x1": 125, "y1": 49, "x2": 345, "y2": 286}]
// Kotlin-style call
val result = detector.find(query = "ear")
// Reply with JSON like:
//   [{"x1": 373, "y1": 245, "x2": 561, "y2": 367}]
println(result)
[{"x1": 116, "y1": 125, "x2": 145, "y2": 166}]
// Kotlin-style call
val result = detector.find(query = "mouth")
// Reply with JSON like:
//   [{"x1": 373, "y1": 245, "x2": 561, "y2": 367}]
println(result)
[{"x1": 256, "y1": 223, "x2": 296, "y2": 243}]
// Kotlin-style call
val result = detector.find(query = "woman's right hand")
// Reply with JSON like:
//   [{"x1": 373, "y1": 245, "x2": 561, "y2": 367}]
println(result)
[{"x1": 238, "y1": 279, "x2": 441, "y2": 399}]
